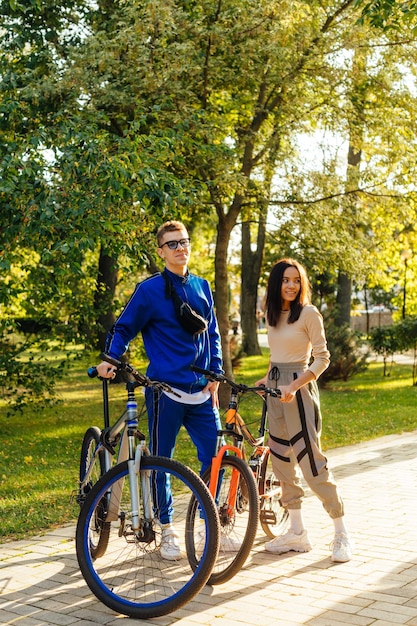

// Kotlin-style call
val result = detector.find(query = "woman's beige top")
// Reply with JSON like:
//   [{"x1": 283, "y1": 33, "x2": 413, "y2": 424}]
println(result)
[{"x1": 267, "y1": 304, "x2": 330, "y2": 379}]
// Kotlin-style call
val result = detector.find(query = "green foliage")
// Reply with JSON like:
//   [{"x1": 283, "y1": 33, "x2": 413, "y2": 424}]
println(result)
[
  {"x1": 355, "y1": 0, "x2": 417, "y2": 31},
  {"x1": 369, "y1": 317, "x2": 417, "y2": 354},
  {"x1": 1, "y1": 0, "x2": 417, "y2": 400},
  {"x1": 320, "y1": 320, "x2": 370, "y2": 384},
  {"x1": 396, "y1": 316, "x2": 417, "y2": 348},
  {"x1": 369, "y1": 324, "x2": 402, "y2": 359},
  {"x1": 0, "y1": 320, "x2": 77, "y2": 413},
  {"x1": 369, "y1": 316, "x2": 417, "y2": 381}
]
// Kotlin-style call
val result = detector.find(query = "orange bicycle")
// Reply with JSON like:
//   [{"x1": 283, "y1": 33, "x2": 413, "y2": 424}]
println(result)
[{"x1": 187, "y1": 366, "x2": 288, "y2": 585}]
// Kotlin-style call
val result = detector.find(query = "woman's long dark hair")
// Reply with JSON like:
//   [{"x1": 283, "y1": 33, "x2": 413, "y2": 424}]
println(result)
[{"x1": 265, "y1": 258, "x2": 311, "y2": 327}]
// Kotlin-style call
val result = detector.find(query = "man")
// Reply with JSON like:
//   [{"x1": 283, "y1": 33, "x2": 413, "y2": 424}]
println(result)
[{"x1": 96, "y1": 220, "x2": 223, "y2": 560}]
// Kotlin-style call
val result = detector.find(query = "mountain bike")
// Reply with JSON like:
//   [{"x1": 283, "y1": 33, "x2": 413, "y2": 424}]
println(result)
[
  {"x1": 75, "y1": 355, "x2": 220, "y2": 619},
  {"x1": 187, "y1": 365, "x2": 288, "y2": 585}
]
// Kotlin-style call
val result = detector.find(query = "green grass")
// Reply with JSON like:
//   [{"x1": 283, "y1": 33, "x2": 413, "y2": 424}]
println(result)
[
  {"x1": 0, "y1": 349, "x2": 415, "y2": 542},
  {"x1": 320, "y1": 361, "x2": 417, "y2": 447}
]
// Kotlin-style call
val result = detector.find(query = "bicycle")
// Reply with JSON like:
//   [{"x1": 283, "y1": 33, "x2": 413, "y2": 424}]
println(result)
[
  {"x1": 75, "y1": 355, "x2": 220, "y2": 619},
  {"x1": 187, "y1": 365, "x2": 288, "y2": 585}
]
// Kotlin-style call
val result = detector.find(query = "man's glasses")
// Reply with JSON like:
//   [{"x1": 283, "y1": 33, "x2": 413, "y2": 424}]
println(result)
[{"x1": 160, "y1": 238, "x2": 191, "y2": 250}]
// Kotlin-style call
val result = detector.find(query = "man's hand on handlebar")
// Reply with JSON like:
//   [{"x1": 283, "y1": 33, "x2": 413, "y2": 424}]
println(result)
[{"x1": 96, "y1": 361, "x2": 117, "y2": 379}]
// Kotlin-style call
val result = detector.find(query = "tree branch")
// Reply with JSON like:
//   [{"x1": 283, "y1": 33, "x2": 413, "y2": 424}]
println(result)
[{"x1": 269, "y1": 185, "x2": 417, "y2": 206}]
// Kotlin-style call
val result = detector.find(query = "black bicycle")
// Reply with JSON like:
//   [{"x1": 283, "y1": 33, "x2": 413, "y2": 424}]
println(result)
[{"x1": 76, "y1": 355, "x2": 220, "y2": 619}]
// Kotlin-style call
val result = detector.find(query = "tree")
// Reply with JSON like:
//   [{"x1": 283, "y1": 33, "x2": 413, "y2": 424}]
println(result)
[{"x1": 2, "y1": 0, "x2": 417, "y2": 409}]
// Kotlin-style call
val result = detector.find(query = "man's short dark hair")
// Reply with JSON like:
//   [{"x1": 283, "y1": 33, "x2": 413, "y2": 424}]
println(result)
[{"x1": 156, "y1": 220, "x2": 187, "y2": 247}]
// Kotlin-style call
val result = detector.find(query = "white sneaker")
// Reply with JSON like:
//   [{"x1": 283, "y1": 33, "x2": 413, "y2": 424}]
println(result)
[
  {"x1": 331, "y1": 532, "x2": 353, "y2": 562},
  {"x1": 265, "y1": 529, "x2": 312, "y2": 554},
  {"x1": 160, "y1": 524, "x2": 182, "y2": 561}
]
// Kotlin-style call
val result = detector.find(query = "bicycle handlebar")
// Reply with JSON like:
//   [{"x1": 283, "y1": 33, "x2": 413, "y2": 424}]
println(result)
[
  {"x1": 190, "y1": 365, "x2": 281, "y2": 398},
  {"x1": 88, "y1": 354, "x2": 179, "y2": 396}
]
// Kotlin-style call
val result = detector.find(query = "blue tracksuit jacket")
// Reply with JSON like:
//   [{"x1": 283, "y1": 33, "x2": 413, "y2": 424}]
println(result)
[
  {"x1": 104, "y1": 268, "x2": 223, "y2": 389},
  {"x1": 104, "y1": 268, "x2": 223, "y2": 523}
]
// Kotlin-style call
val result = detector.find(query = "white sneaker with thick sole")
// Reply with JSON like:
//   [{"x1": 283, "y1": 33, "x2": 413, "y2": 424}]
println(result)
[
  {"x1": 265, "y1": 529, "x2": 312, "y2": 554},
  {"x1": 331, "y1": 532, "x2": 353, "y2": 562},
  {"x1": 160, "y1": 524, "x2": 182, "y2": 561}
]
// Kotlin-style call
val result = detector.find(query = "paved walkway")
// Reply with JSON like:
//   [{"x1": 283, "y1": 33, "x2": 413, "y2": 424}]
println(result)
[{"x1": 1, "y1": 430, "x2": 417, "y2": 626}]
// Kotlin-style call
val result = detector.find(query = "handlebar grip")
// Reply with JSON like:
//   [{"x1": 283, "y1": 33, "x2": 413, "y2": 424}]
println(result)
[
  {"x1": 100, "y1": 353, "x2": 122, "y2": 368},
  {"x1": 87, "y1": 366, "x2": 98, "y2": 378}
]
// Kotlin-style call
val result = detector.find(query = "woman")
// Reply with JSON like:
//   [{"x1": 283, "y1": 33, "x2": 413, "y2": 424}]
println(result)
[{"x1": 256, "y1": 258, "x2": 353, "y2": 562}]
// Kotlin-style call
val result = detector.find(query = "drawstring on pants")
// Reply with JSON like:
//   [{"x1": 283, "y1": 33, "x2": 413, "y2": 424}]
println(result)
[{"x1": 268, "y1": 366, "x2": 280, "y2": 382}]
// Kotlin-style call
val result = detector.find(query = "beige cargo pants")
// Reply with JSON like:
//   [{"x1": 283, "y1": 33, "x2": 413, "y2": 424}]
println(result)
[{"x1": 266, "y1": 362, "x2": 344, "y2": 519}]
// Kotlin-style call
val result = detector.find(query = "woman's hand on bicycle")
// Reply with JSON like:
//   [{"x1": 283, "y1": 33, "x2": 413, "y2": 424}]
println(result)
[
  {"x1": 96, "y1": 361, "x2": 117, "y2": 379},
  {"x1": 277, "y1": 385, "x2": 296, "y2": 403},
  {"x1": 279, "y1": 371, "x2": 315, "y2": 403},
  {"x1": 255, "y1": 376, "x2": 293, "y2": 402}
]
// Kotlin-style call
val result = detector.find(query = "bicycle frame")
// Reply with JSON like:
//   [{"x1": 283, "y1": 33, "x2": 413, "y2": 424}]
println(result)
[
  {"x1": 209, "y1": 428, "x2": 244, "y2": 512},
  {"x1": 80, "y1": 355, "x2": 186, "y2": 529},
  {"x1": 79, "y1": 389, "x2": 131, "y2": 501},
  {"x1": 190, "y1": 364, "x2": 286, "y2": 531}
]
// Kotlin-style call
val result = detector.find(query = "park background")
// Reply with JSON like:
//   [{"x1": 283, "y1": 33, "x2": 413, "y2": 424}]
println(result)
[{"x1": 1, "y1": 0, "x2": 417, "y2": 539}]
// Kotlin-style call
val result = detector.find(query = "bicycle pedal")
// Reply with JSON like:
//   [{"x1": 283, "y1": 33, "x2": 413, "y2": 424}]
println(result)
[{"x1": 259, "y1": 509, "x2": 277, "y2": 525}]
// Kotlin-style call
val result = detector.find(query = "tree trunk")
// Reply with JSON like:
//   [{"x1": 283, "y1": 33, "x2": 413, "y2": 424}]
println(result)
[
  {"x1": 94, "y1": 246, "x2": 118, "y2": 351},
  {"x1": 240, "y1": 216, "x2": 265, "y2": 355},
  {"x1": 213, "y1": 198, "x2": 244, "y2": 406},
  {"x1": 335, "y1": 47, "x2": 366, "y2": 329},
  {"x1": 335, "y1": 271, "x2": 352, "y2": 327},
  {"x1": 214, "y1": 221, "x2": 233, "y2": 375}
]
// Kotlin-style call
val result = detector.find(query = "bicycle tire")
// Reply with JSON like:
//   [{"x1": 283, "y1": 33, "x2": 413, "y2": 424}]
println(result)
[
  {"x1": 188, "y1": 455, "x2": 259, "y2": 585},
  {"x1": 79, "y1": 427, "x2": 107, "y2": 496},
  {"x1": 76, "y1": 456, "x2": 220, "y2": 619},
  {"x1": 258, "y1": 451, "x2": 289, "y2": 538},
  {"x1": 79, "y1": 427, "x2": 110, "y2": 559}
]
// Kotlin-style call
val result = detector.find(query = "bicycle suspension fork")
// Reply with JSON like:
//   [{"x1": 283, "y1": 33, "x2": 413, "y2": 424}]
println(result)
[
  {"x1": 124, "y1": 384, "x2": 154, "y2": 541},
  {"x1": 210, "y1": 389, "x2": 244, "y2": 511}
]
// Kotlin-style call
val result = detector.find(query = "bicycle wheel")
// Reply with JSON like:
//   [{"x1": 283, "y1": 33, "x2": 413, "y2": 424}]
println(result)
[
  {"x1": 76, "y1": 457, "x2": 219, "y2": 619},
  {"x1": 78, "y1": 427, "x2": 110, "y2": 559},
  {"x1": 258, "y1": 451, "x2": 289, "y2": 538},
  {"x1": 79, "y1": 427, "x2": 106, "y2": 500},
  {"x1": 188, "y1": 455, "x2": 259, "y2": 585}
]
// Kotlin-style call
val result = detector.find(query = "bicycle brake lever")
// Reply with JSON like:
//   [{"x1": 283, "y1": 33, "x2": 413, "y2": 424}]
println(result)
[
  {"x1": 147, "y1": 379, "x2": 182, "y2": 397},
  {"x1": 268, "y1": 387, "x2": 282, "y2": 398},
  {"x1": 253, "y1": 384, "x2": 281, "y2": 398}
]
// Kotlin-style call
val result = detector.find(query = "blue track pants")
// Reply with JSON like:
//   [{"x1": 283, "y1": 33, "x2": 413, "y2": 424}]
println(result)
[{"x1": 145, "y1": 389, "x2": 221, "y2": 524}]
